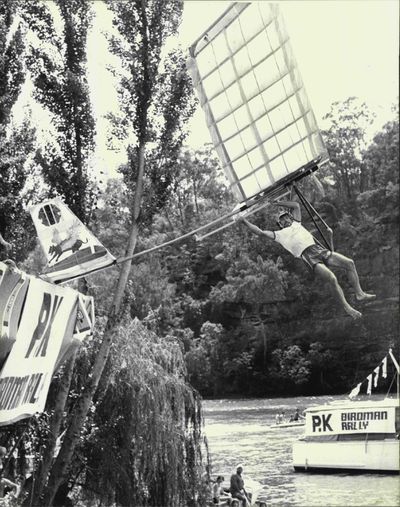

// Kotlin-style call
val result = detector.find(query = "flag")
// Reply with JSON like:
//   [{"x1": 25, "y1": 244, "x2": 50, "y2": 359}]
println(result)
[
  {"x1": 366, "y1": 374, "x2": 373, "y2": 395},
  {"x1": 382, "y1": 356, "x2": 387, "y2": 378},
  {"x1": 373, "y1": 366, "x2": 380, "y2": 388},
  {"x1": 0, "y1": 262, "x2": 94, "y2": 426},
  {"x1": 54, "y1": 293, "x2": 95, "y2": 371},
  {"x1": 0, "y1": 265, "x2": 29, "y2": 367},
  {"x1": 349, "y1": 383, "x2": 361, "y2": 399},
  {"x1": 29, "y1": 199, "x2": 115, "y2": 284}
]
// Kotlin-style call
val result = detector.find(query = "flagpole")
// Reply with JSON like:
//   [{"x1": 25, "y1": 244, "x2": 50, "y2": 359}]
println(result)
[
  {"x1": 388, "y1": 348, "x2": 399, "y2": 398},
  {"x1": 388, "y1": 348, "x2": 400, "y2": 373}
]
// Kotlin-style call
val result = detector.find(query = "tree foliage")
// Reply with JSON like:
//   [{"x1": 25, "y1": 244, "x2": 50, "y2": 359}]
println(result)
[
  {"x1": 24, "y1": 0, "x2": 97, "y2": 222},
  {"x1": 74, "y1": 319, "x2": 206, "y2": 507},
  {"x1": 29, "y1": 2, "x2": 206, "y2": 506},
  {"x1": 0, "y1": 0, "x2": 36, "y2": 259},
  {"x1": 321, "y1": 97, "x2": 375, "y2": 201},
  {"x1": 0, "y1": 0, "x2": 398, "y2": 500}
]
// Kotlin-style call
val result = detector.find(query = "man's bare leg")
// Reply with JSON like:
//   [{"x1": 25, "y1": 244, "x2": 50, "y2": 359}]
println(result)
[
  {"x1": 314, "y1": 263, "x2": 362, "y2": 319},
  {"x1": 0, "y1": 233, "x2": 12, "y2": 251},
  {"x1": 327, "y1": 252, "x2": 376, "y2": 301}
]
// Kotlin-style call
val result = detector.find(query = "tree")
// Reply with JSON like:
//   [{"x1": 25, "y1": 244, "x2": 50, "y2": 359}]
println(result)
[
  {"x1": 272, "y1": 345, "x2": 311, "y2": 388},
  {"x1": 15, "y1": 2, "x2": 100, "y2": 503},
  {"x1": 166, "y1": 146, "x2": 234, "y2": 226},
  {"x1": 210, "y1": 254, "x2": 289, "y2": 370},
  {"x1": 104, "y1": 0, "x2": 195, "y2": 314},
  {"x1": 307, "y1": 342, "x2": 335, "y2": 392},
  {"x1": 24, "y1": 0, "x2": 97, "y2": 222},
  {"x1": 362, "y1": 116, "x2": 399, "y2": 190},
  {"x1": 40, "y1": 2, "x2": 203, "y2": 505},
  {"x1": 68, "y1": 319, "x2": 206, "y2": 507},
  {"x1": 321, "y1": 97, "x2": 375, "y2": 201},
  {"x1": 185, "y1": 321, "x2": 224, "y2": 395},
  {"x1": 0, "y1": 0, "x2": 36, "y2": 260}
]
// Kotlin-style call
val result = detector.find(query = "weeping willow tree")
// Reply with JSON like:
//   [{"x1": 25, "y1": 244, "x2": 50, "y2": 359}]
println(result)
[{"x1": 77, "y1": 319, "x2": 207, "y2": 507}]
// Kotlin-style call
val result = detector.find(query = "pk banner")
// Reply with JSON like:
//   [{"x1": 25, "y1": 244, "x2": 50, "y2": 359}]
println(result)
[
  {"x1": 0, "y1": 262, "x2": 94, "y2": 426},
  {"x1": 305, "y1": 406, "x2": 396, "y2": 436}
]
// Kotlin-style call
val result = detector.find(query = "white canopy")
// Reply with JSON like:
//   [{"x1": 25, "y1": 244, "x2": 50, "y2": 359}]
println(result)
[{"x1": 188, "y1": 2, "x2": 329, "y2": 202}]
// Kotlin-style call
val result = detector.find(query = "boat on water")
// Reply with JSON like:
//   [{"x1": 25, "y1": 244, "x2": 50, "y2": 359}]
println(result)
[
  {"x1": 270, "y1": 420, "x2": 305, "y2": 429},
  {"x1": 293, "y1": 349, "x2": 400, "y2": 474},
  {"x1": 209, "y1": 475, "x2": 267, "y2": 507}
]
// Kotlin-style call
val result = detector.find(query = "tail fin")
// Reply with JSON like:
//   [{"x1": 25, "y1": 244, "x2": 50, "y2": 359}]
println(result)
[{"x1": 30, "y1": 199, "x2": 115, "y2": 284}]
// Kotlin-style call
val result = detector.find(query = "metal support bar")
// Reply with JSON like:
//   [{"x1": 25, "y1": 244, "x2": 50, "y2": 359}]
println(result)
[
  {"x1": 293, "y1": 184, "x2": 331, "y2": 250},
  {"x1": 196, "y1": 197, "x2": 272, "y2": 241},
  {"x1": 106, "y1": 161, "x2": 323, "y2": 267},
  {"x1": 196, "y1": 185, "x2": 292, "y2": 242},
  {"x1": 115, "y1": 193, "x2": 268, "y2": 265}
]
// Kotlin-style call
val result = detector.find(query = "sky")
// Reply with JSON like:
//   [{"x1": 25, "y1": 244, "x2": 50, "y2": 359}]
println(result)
[
  {"x1": 15, "y1": 1, "x2": 399, "y2": 179},
  {"x1": 180, "y1": 1, "x2": 399, "y2": 148}
]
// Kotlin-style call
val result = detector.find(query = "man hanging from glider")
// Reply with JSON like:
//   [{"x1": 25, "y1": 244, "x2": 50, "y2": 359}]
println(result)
[{"x1": 238, "y1": 195, "x2": 375, "y2": 319}]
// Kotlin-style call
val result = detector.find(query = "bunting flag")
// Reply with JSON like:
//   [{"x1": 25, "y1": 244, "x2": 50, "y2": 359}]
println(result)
[
  {"x1": 366, "y1": 374, "x2": 373, "y2": 395},
  {"x1": 53, "y1": 293, "x2": 95, "y2": 373},
  {"x1": 348, "y1": 353, "x2": 392, "y2": 398},
  {"x1": 74, "y1": 294, "x2": 95, "y2": 341},
  {"x1": 348, "y1": 383, "x2": 361, "y2": 399},
  {"x1": 0, "y1": 261, "x2": 95, "y2": 426},
  {"x1": 30, "y1": 199, "x2": 115, "y2": 284},
  {"x1": 373, "y1": 366, "x2": 380, "y2": 388},
  {"x1": 382, "y1": 356, "x2": 387, "y2": 378}
]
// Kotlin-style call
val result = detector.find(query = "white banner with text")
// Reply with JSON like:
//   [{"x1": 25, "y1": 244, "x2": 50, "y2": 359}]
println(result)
[
  {"x1": 0, "y1": 265, "x2": 84, "y2": 426},
  {"x1": 305, "y1": 406, "x2": 396, "y2": 436}
]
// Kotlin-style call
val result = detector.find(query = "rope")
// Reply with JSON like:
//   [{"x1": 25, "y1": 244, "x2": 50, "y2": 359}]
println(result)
[
  {"x1": 292, "y1": 184, "x2": 331, "y2": 250},
  {"x1": 386, "y1": 372, "x2": 396, "y2": 397}
]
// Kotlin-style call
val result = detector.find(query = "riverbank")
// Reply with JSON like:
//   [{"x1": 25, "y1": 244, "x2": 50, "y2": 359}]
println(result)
[{"x1": 203, "y1": 396, "x2": 399, "y2": 506}]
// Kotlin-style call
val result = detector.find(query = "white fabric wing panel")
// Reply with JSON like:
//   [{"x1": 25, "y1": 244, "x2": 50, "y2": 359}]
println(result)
[{"x1": 187, "y1": 2, "x2": 329, "y2": 202}]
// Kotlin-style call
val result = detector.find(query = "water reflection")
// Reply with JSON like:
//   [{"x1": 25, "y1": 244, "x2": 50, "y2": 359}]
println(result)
[{"x1": 203, "y1": 396, "x2": 399, "y2": 506}]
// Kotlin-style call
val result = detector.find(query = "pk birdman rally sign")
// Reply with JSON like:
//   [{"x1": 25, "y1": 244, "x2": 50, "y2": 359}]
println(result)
[{"x1": 305, "y1": 406, "x2": 396, "y2": 436}]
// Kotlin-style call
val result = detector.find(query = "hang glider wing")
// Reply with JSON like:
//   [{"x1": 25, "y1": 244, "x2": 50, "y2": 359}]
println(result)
[
  {"x1": 30, "y1": 199, "x2": 115, "y2": 284},
  {"x1": 187, "y1": 2, "x2": 329, "y2": 202}
]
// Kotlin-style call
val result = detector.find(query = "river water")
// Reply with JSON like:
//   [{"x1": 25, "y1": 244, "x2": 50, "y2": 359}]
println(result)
[{"x1": 203, "y1": 396, "x2": 399, "y2": 506}]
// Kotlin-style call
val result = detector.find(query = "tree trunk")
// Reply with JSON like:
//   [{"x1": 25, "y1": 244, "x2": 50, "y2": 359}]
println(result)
[
  {"x1": 42, "y1": 142, "x2": 147, "y2": 506},
  {"x1": 111, "y1": 143, "x2": 145, "y2": 313},
  {"x1": 27, "y1": 350, "x2": 77, "y2": 504},
  {"x1": 260, "y1": 319, "x2": 267, "y2": 369},
  {"x1": 193, "y1": 179, "x2": 199, "y2": 215}
]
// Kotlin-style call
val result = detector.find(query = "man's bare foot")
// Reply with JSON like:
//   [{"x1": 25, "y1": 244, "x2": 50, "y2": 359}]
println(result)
[
  {"x1": 345, "y1": 306, "x2": 362, "y2": 320},
  {"x1": 356, "y1": 292, "x2": 376, "y2": 302},
  {"x1": 4, "y1": 259, "x2": 17, "y2": 270}
]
